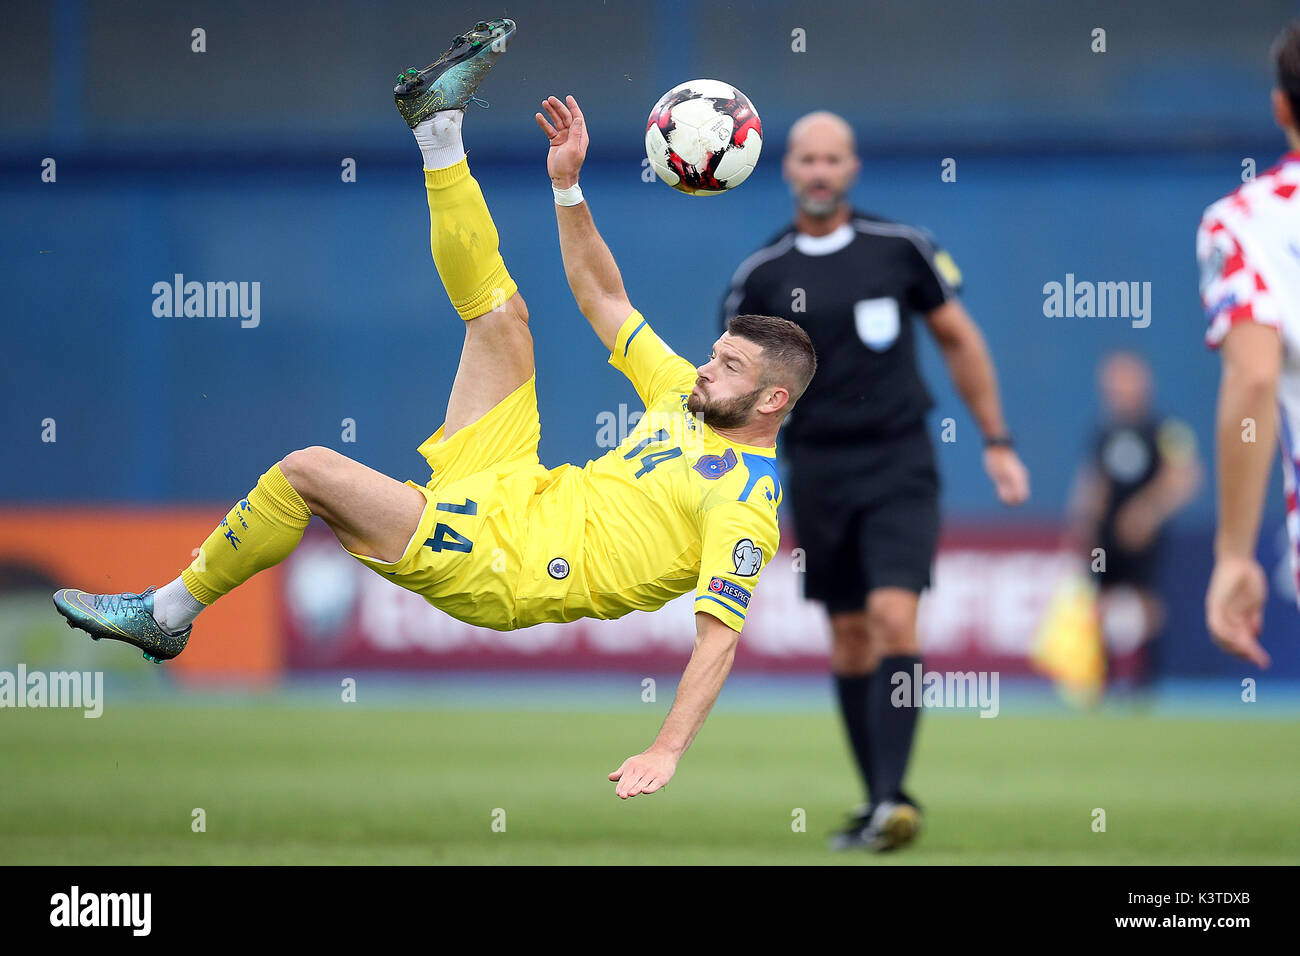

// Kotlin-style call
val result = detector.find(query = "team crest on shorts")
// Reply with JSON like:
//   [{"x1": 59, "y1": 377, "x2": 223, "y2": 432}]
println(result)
[
  {"x1": 732, "y1": 538, "x2": 763, "y2": 576},
  {"x1": 547, "y1": 557, "x2": 570, "y2": 580}
]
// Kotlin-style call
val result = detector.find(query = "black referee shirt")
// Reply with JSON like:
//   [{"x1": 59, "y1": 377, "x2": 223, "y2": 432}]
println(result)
[
  {"x1": 720, "y1": 210, "x2": 961, "y2": 446},
  {"x1": 1091, "y1": 415, "x2": 1168, "y2": 534}
]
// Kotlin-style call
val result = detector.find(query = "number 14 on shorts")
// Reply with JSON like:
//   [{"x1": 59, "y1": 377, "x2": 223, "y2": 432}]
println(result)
[{"x1": 425, "y1": 498, "x2": 477, "y2": 553}]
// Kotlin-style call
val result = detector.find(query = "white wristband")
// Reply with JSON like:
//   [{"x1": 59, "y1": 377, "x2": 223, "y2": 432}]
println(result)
[{"x1": 552, "y1": 182, "x2": 584, "y2": 206}]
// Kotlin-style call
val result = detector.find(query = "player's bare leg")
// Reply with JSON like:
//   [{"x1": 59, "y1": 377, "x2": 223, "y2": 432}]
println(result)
[
  {"x1": 443, "y1": 294, "x2": 533, "y2": 440},
  {"x1": 277, "y1": 447, "x2": 424, "y2": 563}
]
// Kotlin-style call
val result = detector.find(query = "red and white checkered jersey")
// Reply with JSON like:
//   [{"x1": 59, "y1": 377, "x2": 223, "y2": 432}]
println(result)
[{"x1": 1197, "y1": 151, "x2": 1300, "y2": 601}]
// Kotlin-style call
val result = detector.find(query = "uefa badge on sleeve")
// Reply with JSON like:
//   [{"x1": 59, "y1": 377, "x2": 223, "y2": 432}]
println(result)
[{"x1": 732, "y1": 538, "x2": 762, "y2": 576}]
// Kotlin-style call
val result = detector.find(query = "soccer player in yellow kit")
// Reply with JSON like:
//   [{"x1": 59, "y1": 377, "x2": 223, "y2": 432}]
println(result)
[{"x1": 52, "y1": 19, "x2": 816, "y2": 799}]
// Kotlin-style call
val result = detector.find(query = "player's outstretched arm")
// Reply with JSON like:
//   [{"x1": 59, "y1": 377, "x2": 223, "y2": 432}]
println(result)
[
  {"x1": 608, "y1": 613, "x2": 739, "y2": 800},
  {"x1": 536, "y1": 94, "x2": 634, "y2": 352}
]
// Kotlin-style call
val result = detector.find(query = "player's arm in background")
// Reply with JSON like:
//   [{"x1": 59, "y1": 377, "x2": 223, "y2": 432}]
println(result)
[
  {"x1": 916, "y1": 246, "x2": 1030, "y2": 505},
  {"x1": 536, "y1": 94, "x2": 631, "y2": 352},
  {"x1": 609, "y1": 498, "x2": 778, "y2": 799},
  {"x1": 1199, "y1": 213, "x2": 1281, "y2": 667}
]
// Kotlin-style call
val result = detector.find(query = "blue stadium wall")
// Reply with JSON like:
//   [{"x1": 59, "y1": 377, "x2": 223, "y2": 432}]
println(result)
[{"x1": 1, "y1": 153, "x2": 1288, "y2": 519}]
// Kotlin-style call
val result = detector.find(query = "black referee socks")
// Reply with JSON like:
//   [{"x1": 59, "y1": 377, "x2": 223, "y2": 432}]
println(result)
[
  {"x1": 833, "y1": 673, "x2": 877, "y2": 804},
  {"x1": 868, "y1": 654, "x2": 923, "y2": 804}
]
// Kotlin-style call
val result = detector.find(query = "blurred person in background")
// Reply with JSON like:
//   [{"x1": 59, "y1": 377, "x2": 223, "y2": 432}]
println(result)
[
  {"x1": 720, "y1": 111, "x2": 1029, "y2": 852},
  {"x1": 1200, "y1": 19, "x2": 1300, "y2": 667},
  {"x1": 1065, "y1": 352, "x2": 1202, "y2": 690}
]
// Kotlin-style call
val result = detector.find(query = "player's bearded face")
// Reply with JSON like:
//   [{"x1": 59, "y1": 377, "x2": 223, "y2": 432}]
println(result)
[{"x1": 688, "y1": 379, "x2": 766, "y2": 429}]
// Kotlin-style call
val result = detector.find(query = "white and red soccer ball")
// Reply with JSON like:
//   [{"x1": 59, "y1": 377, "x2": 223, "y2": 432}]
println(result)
[{"x1": 645, "y1": 79, "x2": 762, "y2": 196}]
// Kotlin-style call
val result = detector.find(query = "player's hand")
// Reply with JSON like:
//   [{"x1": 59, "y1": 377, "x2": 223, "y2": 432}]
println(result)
[
  {"x1": 1205, "y1": 554, "x2": 1270, "y2": 668},
  {"x1": 983, "y1": 446, "x2": 1030, "y2": 506},
  {"x1": 608, "y1": 747, "x2": 677, "y2": 799},
  {"x1": 535, "y1": 94, "x2": 588, "y2": 189}
]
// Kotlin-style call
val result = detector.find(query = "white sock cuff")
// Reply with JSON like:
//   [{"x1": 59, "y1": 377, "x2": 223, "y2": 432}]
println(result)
[
  {"x1": 414, "y1": 110, "x2": 466, "y2": 170},
  {"x1": 152, "y1": 576, "x2": 205, "y2": 633}
]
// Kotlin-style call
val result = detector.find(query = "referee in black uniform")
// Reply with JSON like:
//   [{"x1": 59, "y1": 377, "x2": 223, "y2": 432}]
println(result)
[{"x1": 721, "y1": 111, "x2": 1029, "y2": 852}]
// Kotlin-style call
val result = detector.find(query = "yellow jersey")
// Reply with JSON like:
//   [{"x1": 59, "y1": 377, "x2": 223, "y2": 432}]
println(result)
[{"x1": 516, "y1": 310, "x2": 782, "y2": 631}]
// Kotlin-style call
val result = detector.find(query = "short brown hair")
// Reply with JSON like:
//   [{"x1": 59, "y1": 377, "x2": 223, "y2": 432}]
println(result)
[
  {"x1": 1273, "y1": 19, "x2": 1300, "y2": 120},
  {"x1": 726, "y1": 314, "x2": 818, "y2": 405}
]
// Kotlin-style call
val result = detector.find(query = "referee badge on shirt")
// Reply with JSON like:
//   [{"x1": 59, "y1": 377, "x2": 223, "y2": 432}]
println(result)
[
  {"x1": 547, "y1": 557, "x2": 570, "y2": 580},
  {"x1": 732, "y1": 538, "x2": 763, "y2": 576},
  {"x1": 853, "y1": 297, "x2": 901, "y2": 351}
]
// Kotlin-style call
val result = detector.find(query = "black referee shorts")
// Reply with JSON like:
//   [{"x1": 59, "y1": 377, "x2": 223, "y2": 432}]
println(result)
[
  {"x1": 786, "y1": 429, "x2": 940, "y2": 615},
  {"x1": 1095, "y1": 526, "x2": 1161, "y2": 591}
]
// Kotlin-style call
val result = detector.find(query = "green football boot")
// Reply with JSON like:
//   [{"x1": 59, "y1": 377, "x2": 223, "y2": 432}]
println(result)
[
  {"x1": 393, "y1": 18, "x2": 516, "y2": 128},
  {"x1": 52, "y1": 586, "x2": 191, "y2": 663}
]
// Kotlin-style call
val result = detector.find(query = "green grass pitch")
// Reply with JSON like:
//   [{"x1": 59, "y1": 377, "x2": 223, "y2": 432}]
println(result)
[{"x1": 1, "y1": 703, "x2": 1295, "y2": 864}]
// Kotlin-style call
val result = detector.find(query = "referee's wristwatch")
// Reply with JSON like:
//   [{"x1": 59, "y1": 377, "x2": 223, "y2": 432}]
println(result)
[{"x1": 983, "y1": 434, "x2": 1015, "y2": 449}]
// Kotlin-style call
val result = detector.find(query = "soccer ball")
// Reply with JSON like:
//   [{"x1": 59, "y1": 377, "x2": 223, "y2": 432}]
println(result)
[{"x1": 645, "y1": 79, "x2": 762, "y2": 196}]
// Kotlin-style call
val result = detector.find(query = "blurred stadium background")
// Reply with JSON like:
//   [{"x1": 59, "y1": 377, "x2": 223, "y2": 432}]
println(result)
[{"x1": 1, "y1": 0, "x2": 1298, "y2": 864}]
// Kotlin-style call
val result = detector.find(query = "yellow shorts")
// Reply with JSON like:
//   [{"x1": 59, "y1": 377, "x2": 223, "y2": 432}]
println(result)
[{"x1": 344, "y1": 375, "x2": 587, "y2": 631}]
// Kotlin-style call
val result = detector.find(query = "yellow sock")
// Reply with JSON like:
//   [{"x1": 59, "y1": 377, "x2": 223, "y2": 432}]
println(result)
[
  {"x1": 180, "y1": 464, "x2": 311, "y2": 606},
  {"x1": 425, "y1": 157, "x2": 518, "y2": 319}
]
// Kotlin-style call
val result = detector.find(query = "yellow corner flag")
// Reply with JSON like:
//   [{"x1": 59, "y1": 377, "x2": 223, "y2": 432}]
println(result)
[{"x1": 1031, "y1": 572, "x2": 1105, "y2": 707}]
